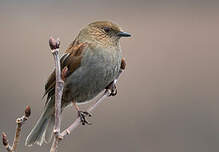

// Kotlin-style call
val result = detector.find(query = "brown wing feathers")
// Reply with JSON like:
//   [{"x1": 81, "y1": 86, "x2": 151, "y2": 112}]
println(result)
[{"x1": 43, "y1": 41, "x2": 87, "y2": 101}]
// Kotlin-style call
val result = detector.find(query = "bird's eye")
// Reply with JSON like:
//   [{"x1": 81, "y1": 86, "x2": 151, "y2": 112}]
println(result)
[{"x1": 103, "y1": 27, "x2": 111, "y2": 33}]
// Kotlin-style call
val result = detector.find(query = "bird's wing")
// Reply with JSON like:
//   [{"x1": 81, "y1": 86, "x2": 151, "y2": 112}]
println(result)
[{"x1": 43, "y1": 40, "x2": 88, "y2": 103}]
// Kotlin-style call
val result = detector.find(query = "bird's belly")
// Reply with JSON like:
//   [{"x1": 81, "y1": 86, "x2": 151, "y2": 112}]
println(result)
[{"x1": 63, "y1": 60, "x2": 120, "y2": 104}]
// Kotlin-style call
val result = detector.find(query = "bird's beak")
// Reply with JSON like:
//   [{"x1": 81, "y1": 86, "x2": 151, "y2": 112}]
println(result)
[{"x1": 117, "y1": 31, "x2": 131, "y2": 37}]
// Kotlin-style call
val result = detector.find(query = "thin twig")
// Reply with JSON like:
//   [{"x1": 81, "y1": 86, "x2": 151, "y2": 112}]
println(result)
[
  {"x1": 2, "y1": 106, "x2": 31, "y2": 152},
  {"x1": 49, "y1": 37, "x2": 64, "y2": 152},
  {"x1": 50, "y1": 88, "x2": 114, "y2": 148}
]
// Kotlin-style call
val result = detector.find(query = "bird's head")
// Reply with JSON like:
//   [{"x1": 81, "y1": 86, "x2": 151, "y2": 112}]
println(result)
[{"x1": 78, "y1": 21, "x2": 131, "y2": 47}]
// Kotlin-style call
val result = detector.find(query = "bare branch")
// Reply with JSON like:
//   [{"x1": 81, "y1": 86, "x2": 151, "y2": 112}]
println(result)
[
  {"x1": 1, "y1": 106, "x2": 31, "y2": 152},
  {"x1": 49, "y1": 37, "x2": 64, "y2": 152},
  {"x1": 49, "y1": 89, "x2": 113, "y2": 149},
  {"x1": 60, "y1": 89, "x2": 111, "y2": 137}
]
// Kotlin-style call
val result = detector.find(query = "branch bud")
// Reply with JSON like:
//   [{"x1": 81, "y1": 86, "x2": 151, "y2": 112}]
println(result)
[
  {"x1": 49, "y1": 37, "x2": 60, "y2": 50},
  {"x1": 25, "y1": 105, "x2": 31, "y2": 117},
  {"x1": 56, "y1": 38, "x2": 60, "y2": 49},
  {"x1": 121, "y1": 58, "x2": 126, "y2": 70},
  {"x1": 2, "y1": 132, "x2": 8, "y2": 146}
]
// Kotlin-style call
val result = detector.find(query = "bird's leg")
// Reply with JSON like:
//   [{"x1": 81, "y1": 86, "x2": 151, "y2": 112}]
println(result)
[{"x1": 72, "y1": 102, "x2": 92, "y2": 125}]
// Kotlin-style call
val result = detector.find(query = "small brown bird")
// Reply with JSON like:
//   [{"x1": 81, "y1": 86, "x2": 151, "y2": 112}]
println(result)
[{"x1": 25, "y1": 21, "x2": 131, "y2": 146}]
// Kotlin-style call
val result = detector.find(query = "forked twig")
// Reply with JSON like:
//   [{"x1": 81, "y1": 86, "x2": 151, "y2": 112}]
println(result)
[
  {"x1": 50, "y1": 80, "x2": 122, "y2": 150},
  {"x1": 2, "y1": 106, "x2": 31, "y2": 152}
]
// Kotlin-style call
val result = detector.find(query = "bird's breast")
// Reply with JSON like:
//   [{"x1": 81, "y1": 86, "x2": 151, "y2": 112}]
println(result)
[{"x1": 63, "y1": 46, "x2": 122, "y2": 103}]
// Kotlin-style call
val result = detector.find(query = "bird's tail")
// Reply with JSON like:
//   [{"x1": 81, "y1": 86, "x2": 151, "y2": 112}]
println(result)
[{"x1": 25, "y1": 98, "x2": 55, "y2": 146}]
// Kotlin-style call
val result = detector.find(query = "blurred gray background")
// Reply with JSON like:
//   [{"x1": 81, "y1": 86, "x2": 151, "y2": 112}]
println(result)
[{"x1": 0, "y1": 0, "x2": 219, "y2": 152}]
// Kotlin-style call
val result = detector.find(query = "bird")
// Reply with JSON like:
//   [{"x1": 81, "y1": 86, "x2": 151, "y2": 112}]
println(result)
[{"x1": 25, "y1": 21, "x2": 131, "y2": 146}]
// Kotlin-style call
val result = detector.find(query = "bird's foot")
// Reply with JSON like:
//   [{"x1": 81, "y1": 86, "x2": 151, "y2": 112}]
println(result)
[
  {"x1": 110, "y1": 85, "x2": 117, "y2": 96},
  {"x1": 78, "y1": 111, "x2": 92, "y2": 125},
  {"x1": 106, "y1": 81, "x2": 117, "y2": 96}
]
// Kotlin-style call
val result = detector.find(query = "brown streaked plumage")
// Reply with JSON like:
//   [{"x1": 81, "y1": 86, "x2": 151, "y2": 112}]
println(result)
[{"x1": 26, "y1": 21, "x2": 131, "y2": 146}]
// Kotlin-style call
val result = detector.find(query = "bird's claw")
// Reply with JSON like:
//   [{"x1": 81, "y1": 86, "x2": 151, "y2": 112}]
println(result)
[
  {"x1": 109, "y1": 86, "x2": 117, "y2": 96},
  {"x1": 78, "y1": 111, "x2": 92, "y2": 125},
  {"x1": 106, "y1": 81, "x2": 117, "y2": 96}
]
